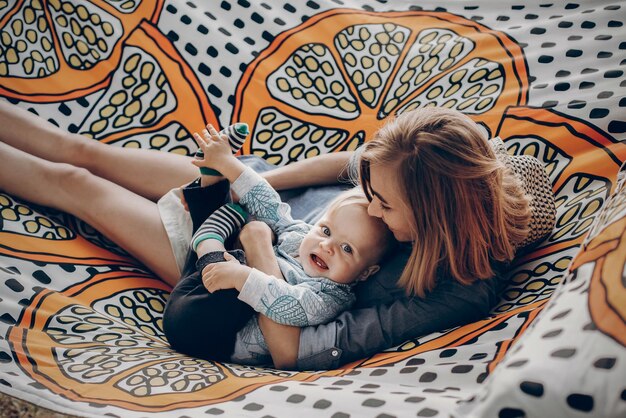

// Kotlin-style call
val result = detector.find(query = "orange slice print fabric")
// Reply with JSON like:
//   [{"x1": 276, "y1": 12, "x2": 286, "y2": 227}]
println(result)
[
  {"x1": 0, "y1": 20, "x2": 217, "y2": 267},
  {"x1": 569, "y1": 173, "x2": 626, "y2": 346},
  {"x1": 0, "y1": 0, "x2": 163, "y2": 101},
  {"x1": 77, "y1": 21, "x2": 217, "y2": 154},
  {"x1": 234, "y1": 9, "x2": 528, "y2": 165}
]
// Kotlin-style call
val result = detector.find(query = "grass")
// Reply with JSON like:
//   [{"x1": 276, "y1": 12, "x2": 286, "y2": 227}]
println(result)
[{"x1": 0, "y1": 392, "x2": 77, "y2": 418}]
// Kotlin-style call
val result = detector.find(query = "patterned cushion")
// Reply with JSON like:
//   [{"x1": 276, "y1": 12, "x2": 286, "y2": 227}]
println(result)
[
  {"x1": 455, "y1": 163, "x2": 626, "y2": 418},
  {"x1": 491, "y1": 137, "x2": 557, "y2": 249}
]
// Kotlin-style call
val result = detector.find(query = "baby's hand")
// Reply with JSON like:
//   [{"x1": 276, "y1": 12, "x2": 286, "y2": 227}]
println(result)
[
  {"x1": 191, "y1": 124, "x2": 234, "y2": 172},
  {"x1": 201, "y1": 252, "x2": 250, "y2": 292}
]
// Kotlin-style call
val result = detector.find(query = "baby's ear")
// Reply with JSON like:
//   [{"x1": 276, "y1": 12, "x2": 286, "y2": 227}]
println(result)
[{"x1": 358, "y1": 265, "x2": 380, "y2": 281}]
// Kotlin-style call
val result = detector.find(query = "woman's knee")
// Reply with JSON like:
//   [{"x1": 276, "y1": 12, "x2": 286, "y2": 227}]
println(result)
[
  {"x1": 46, "y1": 160, "x2": 88, "y2": 180},
  {"x1": 34, "y1": 162, "x2": 94, "y2": 207},
  {"x1": 66, "y1": 133, "x2": 100, "y2": 166}
]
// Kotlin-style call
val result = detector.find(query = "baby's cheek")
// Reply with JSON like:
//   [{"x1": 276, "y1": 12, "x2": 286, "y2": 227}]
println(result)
[{"x1": 339, "y1": 260, "x2": 355, "y2": 277}]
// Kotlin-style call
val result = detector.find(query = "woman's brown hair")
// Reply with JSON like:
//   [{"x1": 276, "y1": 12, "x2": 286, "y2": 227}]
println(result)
[{"x1": 360, "y1": 107, "x2": 530, "y2": 297}]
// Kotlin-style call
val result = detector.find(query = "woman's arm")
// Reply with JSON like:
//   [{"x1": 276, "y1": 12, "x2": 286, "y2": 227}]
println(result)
[
  {"x1": 262, "y1": 151, "x2": 353, "y2": 191},
  {"x1": 260, "y1": 249, "x2": 503, "y2": 370},
  {"x1": 257, "y1": 315, "x2": 300, "y2": 369}
]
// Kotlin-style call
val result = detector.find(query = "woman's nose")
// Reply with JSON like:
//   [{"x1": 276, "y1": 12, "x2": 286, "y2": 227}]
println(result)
[{"x1": 368, "y1": 199, "x2": 381, "y2": 218}]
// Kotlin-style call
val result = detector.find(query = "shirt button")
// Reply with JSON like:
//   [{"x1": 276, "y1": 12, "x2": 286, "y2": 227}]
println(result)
[{"x1": 331, "y1": 350, "x2": 339, "y2": 357}]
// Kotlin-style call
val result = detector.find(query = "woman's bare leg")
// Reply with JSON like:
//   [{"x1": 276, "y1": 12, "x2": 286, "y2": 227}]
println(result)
[
  {"x1": 0, "y1": 100, "x2": 201, "y2": 201},
  {"x1": 0, "y1": 141, "x2": 180, "y2": 286}
]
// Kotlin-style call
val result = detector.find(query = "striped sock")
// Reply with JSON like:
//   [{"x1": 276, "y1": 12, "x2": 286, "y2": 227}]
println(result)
[
  {"x1": 191, "y1": 203, "x2": 248, "y2": 252},
  {"x1": 197, "y1": 123, "x2": 249, "y2": 176}
]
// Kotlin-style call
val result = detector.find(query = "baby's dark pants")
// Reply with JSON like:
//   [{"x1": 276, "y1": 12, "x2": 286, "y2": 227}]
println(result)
[{"x1": 162, "y1": 179, "x2": 254, "y2": 361}]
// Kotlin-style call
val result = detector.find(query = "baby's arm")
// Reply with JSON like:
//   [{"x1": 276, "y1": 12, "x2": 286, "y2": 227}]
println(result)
[
  {"x1": 239, "y1": 221, "x2": 284, "y2": 281},
  {"x1": 200, "y1": 254, "x2": 251, "y2": 293},
  {"x1": 231, "y1": 167, "x2": 308, "y2": 238},
  {"x1": 201, "y1": 221, "x2": 285, "y2": 293},
  {"x1": 238, "y1": 273, "x2": 355, "y2": 327}
]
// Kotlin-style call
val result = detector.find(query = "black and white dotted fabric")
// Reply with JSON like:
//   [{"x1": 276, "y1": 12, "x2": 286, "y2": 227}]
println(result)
[
  {"x1": 456, "y1": 181, "x2": 626, "y2": 418},
  {"x1": 10, "y1": 1, "x2": 624, "y2": 142}
]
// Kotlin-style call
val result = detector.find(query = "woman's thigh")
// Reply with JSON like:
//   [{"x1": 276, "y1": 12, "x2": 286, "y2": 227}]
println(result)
[{"x1": 63, "y1": 171, "x2": 182, "y2": 285}]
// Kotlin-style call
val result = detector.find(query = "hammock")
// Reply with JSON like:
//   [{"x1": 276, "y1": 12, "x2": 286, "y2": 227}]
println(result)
[{"x1": 0, "y1": 1, "x2": 624, "y2": 416}]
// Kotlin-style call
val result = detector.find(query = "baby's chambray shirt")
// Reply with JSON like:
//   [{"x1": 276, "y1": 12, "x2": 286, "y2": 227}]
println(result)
[{"x1": 229, "y1": 167, "x2": 356, "y2": 365}]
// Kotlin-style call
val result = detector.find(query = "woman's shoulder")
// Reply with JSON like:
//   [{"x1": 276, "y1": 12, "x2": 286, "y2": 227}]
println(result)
[{"x1": 353, "y1": 244, "x2": 412, "y2": 307}]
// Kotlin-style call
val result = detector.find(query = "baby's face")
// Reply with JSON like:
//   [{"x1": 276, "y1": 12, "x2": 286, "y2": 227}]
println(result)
[{"x1": 299, "y1": 204, "x2": 383, "y2": 284}]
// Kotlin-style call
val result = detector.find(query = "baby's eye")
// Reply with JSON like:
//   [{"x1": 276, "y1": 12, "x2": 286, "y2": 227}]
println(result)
[
  {"x1": 341, "y1": 244, "x2": 353, "y2": 254},
  {"x1": 321, "y1": 226, "x2": 330, "y2": 236},
  {"x1": 380, "y1": 201, "x2": 390, "y2": 212}
]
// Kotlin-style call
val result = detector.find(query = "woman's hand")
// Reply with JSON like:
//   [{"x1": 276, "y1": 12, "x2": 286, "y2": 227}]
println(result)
[{"x1": 201, "y1": 252, "x2": 251, "y2": 292}]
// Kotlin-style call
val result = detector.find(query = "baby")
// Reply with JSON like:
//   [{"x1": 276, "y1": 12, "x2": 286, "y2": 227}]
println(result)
[{"x1": 187, "y1": 124, "x2": 395, "y2": 364}]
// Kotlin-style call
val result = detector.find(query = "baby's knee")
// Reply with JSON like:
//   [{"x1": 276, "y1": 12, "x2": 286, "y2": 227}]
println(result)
[
  {"x1": 240, "y1": 221, "x2": 273, "y2": 241},
  {"x1": 242, "y1": 220, "x2": 270, "y2": 232}
]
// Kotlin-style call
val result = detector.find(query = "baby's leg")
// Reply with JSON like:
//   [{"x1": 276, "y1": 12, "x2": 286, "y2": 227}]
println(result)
[
  {"x1": 0, "y1": 141, "x2": 180, "y2": 285},
  {"x1": 192, "y1": 204, "x2": 247, "y2": 256},
  {"x1": 164, "y1": 202, "x2": 251, "y2": 361},
  {"x1": 164, "y1": 268, "x2": 254, "y2": 361},
  {"x1": 0, "y1": 101, "x2": 198, "y2": 201},
  {"x1": 195, "y1": 239, "x2": 227, "y2": 258}
]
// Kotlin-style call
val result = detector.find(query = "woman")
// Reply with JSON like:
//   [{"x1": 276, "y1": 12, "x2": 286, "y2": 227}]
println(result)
[
  {"x1": 258, "y1": 108, "x2": 556, "y2": 368},
  {"x1": 0, "y1": 102, "x2": 555, "y2": 369}
]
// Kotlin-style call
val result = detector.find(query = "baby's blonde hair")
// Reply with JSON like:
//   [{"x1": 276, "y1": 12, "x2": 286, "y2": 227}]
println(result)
[
  {"x1": 324, "y1": 187, "x2": 396, "y2": 263},
  {"x1": 360, "y1": 107, "x2": 531, "y2": 297}
]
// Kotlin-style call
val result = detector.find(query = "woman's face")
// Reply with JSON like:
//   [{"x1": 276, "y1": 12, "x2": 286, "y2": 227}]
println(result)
[{"x1": 366, "y1": 162, "x2": 415, "y2": 242}]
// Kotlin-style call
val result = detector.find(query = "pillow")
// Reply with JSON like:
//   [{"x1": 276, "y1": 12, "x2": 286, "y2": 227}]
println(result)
[{"x1": 455, "y1": 164, "x2": 626, "y2": 418}]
